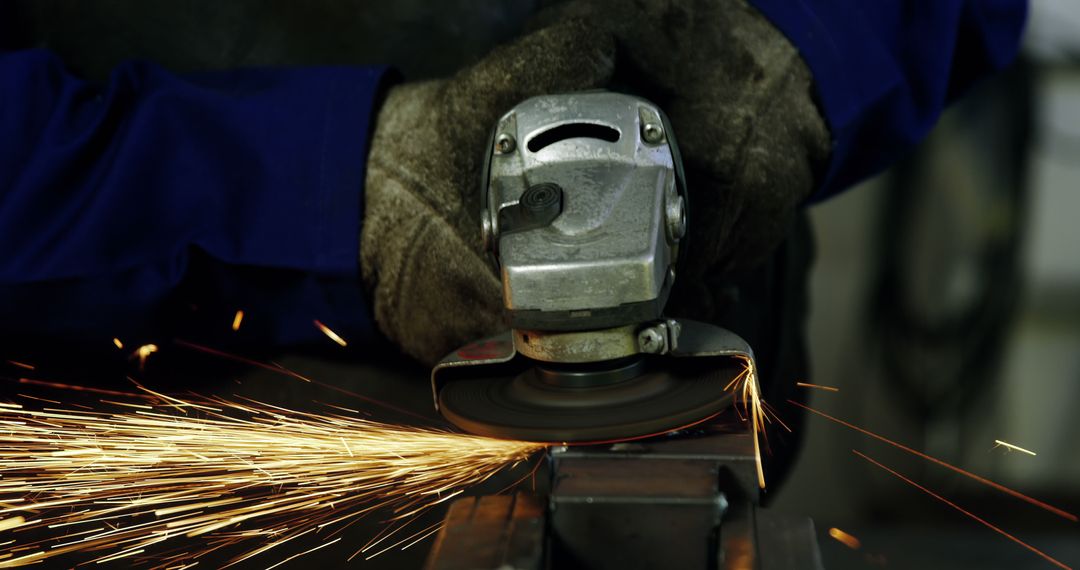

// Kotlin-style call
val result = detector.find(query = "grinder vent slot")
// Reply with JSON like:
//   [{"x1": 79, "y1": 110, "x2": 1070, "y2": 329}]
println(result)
[{"x1": 527, "y1": 123, "x2": 620, "y2": 153}]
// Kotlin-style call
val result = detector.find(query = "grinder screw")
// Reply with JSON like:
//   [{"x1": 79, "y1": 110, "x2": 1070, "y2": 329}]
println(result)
[
  {"x1": 495, "y1": 133, "x2": 516, "y2": 154},
  {"x1": 642, "y1": 122, "x2": 665, "y2": 144},
  {"x1": 638, "y1": 327, "x2": 666, "y2": 354}
]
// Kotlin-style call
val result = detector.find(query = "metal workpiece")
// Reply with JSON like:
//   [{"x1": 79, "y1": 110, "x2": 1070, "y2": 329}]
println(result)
[
  {"x1": 548, "y1": 434, "x2": 821, "y2": 570},
  {"x1": 484, "y1": 92, "x2": 686, "y2": 327},
  {"x1": 424, "y1": 493, "x2": 544, "y2": 570},
  {"x1": 424, "y1": 423, "x2": 824, "y2": 570},
  {"x1": 749, "y1": 511, "x2": 826, "y2": 570},
  {"x1": 547, "y1": 428, "x2": 763, "y2": 507},
  {"x1": 548, "y1": 429, "x2": 758, "y2": 570}
]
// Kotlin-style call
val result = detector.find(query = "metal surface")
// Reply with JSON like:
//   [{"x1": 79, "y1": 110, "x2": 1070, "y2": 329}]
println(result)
[
  {"x1": 424, "y1": 418, "x2": 825, "y2": 569},
  {"x1": 424, "y1": 493, "x2": 544, "y2": 570},
  {"x1": 549, "y1": 428, "x2": 758, "y2": 570},
  {"x1": 483, "y1": 92, "x2": 686, "y2": 329},
  {"x1": 511, "y1": 324, "x2": 640, "y2": 363},
  {"x1": 510, "y1": 318, "x2": 682, "y2": 363}
]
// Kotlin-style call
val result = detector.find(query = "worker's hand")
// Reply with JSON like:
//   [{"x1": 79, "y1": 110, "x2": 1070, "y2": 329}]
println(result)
[
  {"x1": 533, "y1": 0, "x2": 831, "y2": 312},
  {"x1": 361, "y1": 20, "x2": 615, "y2": 364}
]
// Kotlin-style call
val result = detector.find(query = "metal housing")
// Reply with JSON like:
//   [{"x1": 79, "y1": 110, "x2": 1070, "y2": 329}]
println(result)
[
  {"x1": 482, "y1": 92, "x2": 686, "y2": 331},
  {"x1": 432, "y1": 92, "x2": 756, "y2": 444}
]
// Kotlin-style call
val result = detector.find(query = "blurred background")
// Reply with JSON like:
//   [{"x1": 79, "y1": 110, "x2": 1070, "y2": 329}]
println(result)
[
  {"x1": 773, "y1": 3, "x2": 1080, "y2": 566},
  {"x1": 1, "y1": 1, "x2": 1079, "y2": 568}
]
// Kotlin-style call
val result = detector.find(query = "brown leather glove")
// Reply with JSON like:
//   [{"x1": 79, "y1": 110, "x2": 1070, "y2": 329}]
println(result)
[
  {"x1": 363, "y1": 1, "x2": 830, "y2": 364},
  {"x1": 361, "y1": 20, "x2": 616, "y2": 364},
  {"x1": 533, "y1": 0, "x2": 831, "y2": 302}
]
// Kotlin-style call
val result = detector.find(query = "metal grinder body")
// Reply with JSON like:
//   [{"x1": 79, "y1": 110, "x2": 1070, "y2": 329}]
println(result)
[{"x1": 432, "y1": 92, "x2": 756, "y2": 443}]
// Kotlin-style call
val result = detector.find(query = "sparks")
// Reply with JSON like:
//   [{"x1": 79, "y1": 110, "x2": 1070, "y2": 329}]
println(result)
[
  {"x1": 313, "y1": 320, "x2": 347, "y2": 347},
  {"x1": 132, "y1": 343, "x2": 159, "y2": 371},
  {"x1": 789, "y1": 400, "x2": 1078, "y2": 523},
  {"x1": 853, "y1": 450, "x2": 1072, "y2": 570},
  {"x1": 5, "y1": 360, "x2": 34, "y2": 370},
  {"x1": 994, "y1": 439, "x2": 1037, "y2": 456},
  {"x1": 0, "y1": 516, "x2": 25, "y2": 532},
  {"x1": 173, "y1": 340, "x2": 430, "y2": 422},
  {"x1": 231, "y1": 310, "x2": 245, "y2": 331},
  {"x1": 17, "y1": 378, "x2": 153, "y2": 399},
  {"x1": 726, "y1": 357, "x2": 769, "y2": 490},
  {"x1": 0, "y1": 392, "x2": 543, "y2": 568},
  {"x1": 113, "y1": 337, "x2": 124, "y2": 349},
  {"x1": 796, "y1": 381, "x2": 839, "y2": 393},
  {"x1": 827, "y1": 527, "x2": 861, "y2": 550}
]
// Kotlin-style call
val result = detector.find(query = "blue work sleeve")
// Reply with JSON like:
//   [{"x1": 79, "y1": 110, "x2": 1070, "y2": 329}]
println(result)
[
  {"x1": 748, "y1": 0, "x2": 1027, "y2": 200},
  {"x1": 0, "y1": 49, "x2": 389, "y2": 350}
]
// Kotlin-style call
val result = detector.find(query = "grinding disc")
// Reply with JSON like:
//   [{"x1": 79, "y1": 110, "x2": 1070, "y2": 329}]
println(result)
[{"x1": 438, "y1": 356, "x2": 739, "y2": 443}]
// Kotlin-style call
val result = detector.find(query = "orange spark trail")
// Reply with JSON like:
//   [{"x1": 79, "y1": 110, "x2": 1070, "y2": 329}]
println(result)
[
  {"x1": 113, "y1": 337, "x2": 124, "y2": 349},
  {"x1": 729, "y1": 358, "x2": 767, "y2": 489},
  {"x1": 827, "y1": 527, "x2": 861, "y2": 549},
  {"x1": 172, "y1": 339, "x2": 431, "y2": 422},
  {"x1": 789, "y1": 399, "x2": 1078, "y2": 523},
  {"x1": 853, "y1": 450, "x2": 1072, "y2": 570},
  {"x1": 17, "y1": 378, "x2": 153, "y2": 399},
  {"x1": 174, "y1": 339, "x2": 313, "y2": 382},
  {"x1": 796, "y1": 381, "x2": 839, "y2": 393},
  {"x1": 314, "y1": 320, "x2": 347, "y2": 347},
  {"x1": 231, "y1": 310, "x2": 244, "y2": 331},
  {"x1": 5, "y1": 361, "x2": 34, "y2": 370}
]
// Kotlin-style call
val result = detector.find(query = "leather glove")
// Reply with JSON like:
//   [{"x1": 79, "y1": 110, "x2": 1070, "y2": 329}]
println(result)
[
  {"x1": 361, "y1": 20, "x2": 616, "y2": 364},
  {"x1": 532, "y1": 0, "x2": 831, "y2": 318}
]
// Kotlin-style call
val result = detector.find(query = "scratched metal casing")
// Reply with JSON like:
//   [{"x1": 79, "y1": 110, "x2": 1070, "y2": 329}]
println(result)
[{"x1": 482, "y1": 92, "x2": 687, "y2": 331}]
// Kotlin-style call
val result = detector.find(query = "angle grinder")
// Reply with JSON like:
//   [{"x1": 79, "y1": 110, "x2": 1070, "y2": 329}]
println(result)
[{"x1": 432, "y1": 92, "x2": 756, "y2": 443}]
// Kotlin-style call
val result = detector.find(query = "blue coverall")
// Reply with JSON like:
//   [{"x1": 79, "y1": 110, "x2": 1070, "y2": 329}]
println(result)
[{"x1": 0, "y1": 1, "x2": 1027, "y2": 349}]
